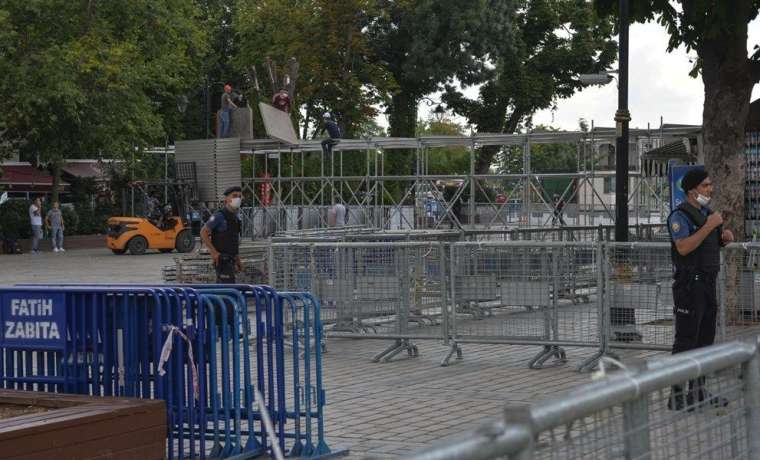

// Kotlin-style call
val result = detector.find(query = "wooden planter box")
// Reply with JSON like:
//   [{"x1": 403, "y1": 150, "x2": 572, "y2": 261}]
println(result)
[{"x1": 0, "y1": 390, "x2": 165, "y2": 460}]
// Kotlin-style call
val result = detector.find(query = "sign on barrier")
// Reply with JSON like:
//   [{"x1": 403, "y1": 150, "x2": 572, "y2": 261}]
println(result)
[{"x1": 1, "y1": 292, "x2": 65, "y2": 348}]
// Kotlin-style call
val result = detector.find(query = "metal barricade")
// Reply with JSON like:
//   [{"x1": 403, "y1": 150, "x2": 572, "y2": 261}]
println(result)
[
  {"x1": 405, "y1": 340, "x2": 760, "y2": 460},
  {"x1": 448, "y1": 241, "x2": 603, "y2": 370},
  {"x1": 269, "y1": 241, "x2": 449, "y2": 362},
  {"x1": 0, "y1": 284, "x2": 337, "y2": 459},
  {"x1": 717, "y1": 243, "x2": 760, "y2": 342},
  {"x1": 603, "y1": 242, "x2": 676, "y2": 352}
]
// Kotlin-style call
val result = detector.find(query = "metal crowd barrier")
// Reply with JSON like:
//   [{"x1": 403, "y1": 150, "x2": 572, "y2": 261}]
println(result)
[
  {"x1": 406, "y1": 339, "x2": 760, "y2": 460},
  {"x1": 448, "y1": 241, "x2": 603, "y2": 370},
  {"x1": 0, "y1": 284, "x2": 335, "y2": 459},
  {"x1": 269, "y1": 241, "x2": 449, "y2": 362},
  {"x1": 266, "y1": 238, "x2": 760, "y2": 371}
]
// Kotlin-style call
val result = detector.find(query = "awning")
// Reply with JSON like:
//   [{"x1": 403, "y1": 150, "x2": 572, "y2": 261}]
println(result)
[
  {"x1": 641, "y1": 139, "x2": 697, "y2": 177},
  {"x1": 0, "y1": 163, "x2": 69, "y2": 193},
  {"x1": 61, "y1": 161, "x2": 110, "y2": 181}
]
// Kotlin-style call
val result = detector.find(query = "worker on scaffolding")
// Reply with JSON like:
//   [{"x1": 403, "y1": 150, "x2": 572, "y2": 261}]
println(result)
[
  {"x1": 272, "y1": 87, "x2": 292, "y2": 113},
  {"x1": 219, "y1": 83, "x2": 238, "y2": 138},
  {"x1": 318, "y1": 112, "x2": 341, "y2": 162}
]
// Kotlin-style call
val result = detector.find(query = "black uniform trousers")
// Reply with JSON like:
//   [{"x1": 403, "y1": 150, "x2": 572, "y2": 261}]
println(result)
[
  {"x1": 672, "y1": 270, "x2": 718, "y2": 354},
  {"x1": 215, "y1": 253, "x2": 237, "y2": 284}
]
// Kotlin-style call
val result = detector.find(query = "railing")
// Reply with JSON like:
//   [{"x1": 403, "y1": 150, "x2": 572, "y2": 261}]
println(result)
[{"x1": 405, "y1": 340, "x2": 760, "y2": 459}]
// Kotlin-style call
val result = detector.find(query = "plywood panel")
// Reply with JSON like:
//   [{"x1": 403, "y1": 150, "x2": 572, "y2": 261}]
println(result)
[{"x1": 259, "y1": 102, "x2": 299, "y2": 144}]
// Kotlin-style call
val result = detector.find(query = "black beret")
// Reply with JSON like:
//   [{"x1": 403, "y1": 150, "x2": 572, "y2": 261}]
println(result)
[
  {"x1": 681, "y1": 169, "x2": 708, "y2": 192},
  {"x1": 223, "y1": 186, "x2": 242, "y2": 196}
]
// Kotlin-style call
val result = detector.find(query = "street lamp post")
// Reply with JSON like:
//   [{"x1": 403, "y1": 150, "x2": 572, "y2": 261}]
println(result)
[{"x1": 614, "y1": 0, "x2": 631, "y2": 242}]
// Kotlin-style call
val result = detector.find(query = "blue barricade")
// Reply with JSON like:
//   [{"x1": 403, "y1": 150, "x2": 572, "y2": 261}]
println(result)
[{"x1": 3, "y1": 284, "x2": 335, "y2": 459}]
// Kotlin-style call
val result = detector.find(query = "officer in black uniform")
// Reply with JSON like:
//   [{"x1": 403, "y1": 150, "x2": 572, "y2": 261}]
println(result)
[
  {"x1": 667, "y1": 169, "x2": 734, "y2": 410},
  {"x1": 201, "y1": 186, "x2": 243, "y2": 283}
]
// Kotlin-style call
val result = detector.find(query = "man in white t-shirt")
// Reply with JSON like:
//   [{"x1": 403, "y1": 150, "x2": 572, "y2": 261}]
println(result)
[{"x1": 29, "y1": 197, "x2": 43, "y2": 253}]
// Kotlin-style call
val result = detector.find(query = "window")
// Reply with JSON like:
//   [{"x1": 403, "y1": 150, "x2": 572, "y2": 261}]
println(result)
[{"x1": 604, "y1": 176, "x2": 616, "y2": 194}]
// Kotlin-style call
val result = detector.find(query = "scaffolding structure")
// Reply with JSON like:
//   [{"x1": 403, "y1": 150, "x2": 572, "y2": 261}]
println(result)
[{"x1": 236, "y1": 126, "x2": 701, "y2": 236}]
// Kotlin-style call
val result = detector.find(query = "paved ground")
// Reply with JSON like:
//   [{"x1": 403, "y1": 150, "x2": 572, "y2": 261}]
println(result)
[{"x1": 0, "y1": 248, "x2": 663, "y2": 459}]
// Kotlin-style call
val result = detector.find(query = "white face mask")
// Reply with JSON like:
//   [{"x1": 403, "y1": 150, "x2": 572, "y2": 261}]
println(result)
[
  {"x1": 229, "y1": 197, "x2": 242, "y2": 209},
  {"x1": 696, "y1": 193, "x2": 710, "y2": 206}
]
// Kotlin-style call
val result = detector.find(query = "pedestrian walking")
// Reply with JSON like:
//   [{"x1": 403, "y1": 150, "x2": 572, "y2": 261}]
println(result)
[
  {"x1": 667, "y1": 168, "x2": 734, "y2": 410},
  {"x1": 45, "y1": 201, "x2": 65, "y2": 252},
  {"x1": 29, "y1": 197, "x2": 43, "y2": 254}
]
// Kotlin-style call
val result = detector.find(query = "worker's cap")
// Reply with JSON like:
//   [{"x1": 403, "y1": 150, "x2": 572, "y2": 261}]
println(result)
[
  {"x1": 223, "y1": 186, "x2": 242, "y2": 196},
  {"x1": 681, "y1": 169, "x2": 709, "y2": 192},
  {"x1": 322, "y1": 111, "x2": 332, "y2": 119}
]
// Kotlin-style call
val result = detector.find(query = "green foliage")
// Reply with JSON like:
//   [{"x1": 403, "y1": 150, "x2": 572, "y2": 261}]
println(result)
[
  {"x1": 416, "y1": 118, "x2": 470, "y2": 175},
  {"x1": 61, "y1": 206, "x2": 79, "y2": 233},
  {"x1": 444, "y1": 0, "x2": 616, "y2": 173},
  {"x1": 0, "y1": 1, "x2": 209, "y2": 192},
  {"x1": 0, "y1": 200, "x2": 31, "y2": 240},
  {"x1": 594, "y1": 0, "x2": 760, "y2": 76},
  {"x1": 236, "y1": 0, "x2": 392, "y2": 139}
]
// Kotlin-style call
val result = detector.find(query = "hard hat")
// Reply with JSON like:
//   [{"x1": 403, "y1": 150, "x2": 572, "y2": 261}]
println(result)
[{"x1": 322, "y1": 112, "x2": 332, "y2": 119}]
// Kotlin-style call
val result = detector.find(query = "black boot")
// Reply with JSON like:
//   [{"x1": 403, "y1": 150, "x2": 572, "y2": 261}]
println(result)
[
  {"x1": 667, "y1": 385, "x2": 694, "y2": 411},
  {"x1": 690, "y1": 377, "x2": 729, "y2": 408}
]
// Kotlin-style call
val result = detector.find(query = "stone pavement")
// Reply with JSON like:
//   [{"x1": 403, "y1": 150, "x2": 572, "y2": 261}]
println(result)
[
  {"x1": 0, "y1": 247, "x2": 665, "y2": 459},
  {"x1": 320, "y1": 338, "x2": 662, "y2": 459}
]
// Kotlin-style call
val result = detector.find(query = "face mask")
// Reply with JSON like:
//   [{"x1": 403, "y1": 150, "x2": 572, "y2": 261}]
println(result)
[
  {"x1": 696, "y1": 193, "x2": 710, "y2": 206},
  {"x1": 229, "y1": 197, "x2": 242, "y2": 209}
]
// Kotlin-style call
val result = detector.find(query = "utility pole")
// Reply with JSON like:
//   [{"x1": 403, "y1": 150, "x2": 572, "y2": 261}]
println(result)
[{"x1": 614, "y1": 0, "x2": 631, "y2": 242}]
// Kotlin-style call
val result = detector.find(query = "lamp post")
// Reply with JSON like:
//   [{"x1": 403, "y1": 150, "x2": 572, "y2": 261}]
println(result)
[{"x1": 615, "y1": 0, "x2": 631, "y2": 242}]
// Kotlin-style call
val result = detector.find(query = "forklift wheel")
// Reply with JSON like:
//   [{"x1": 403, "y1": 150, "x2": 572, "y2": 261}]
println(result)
[{"x1": 128, "y1": 236, "x2": 148, "y2": 255}]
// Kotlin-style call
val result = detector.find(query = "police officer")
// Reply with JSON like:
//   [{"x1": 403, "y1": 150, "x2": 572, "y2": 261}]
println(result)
[
  {"x1": 201, "y1": 186, "x2": 243, "y2": 283},
  {"x1": 667, "y1": 169, "x2": 734, "y2": 410}
]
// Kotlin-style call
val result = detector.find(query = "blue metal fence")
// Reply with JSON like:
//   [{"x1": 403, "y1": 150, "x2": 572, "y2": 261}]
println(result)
[{"x1": 0, "y1": 284, "x2": 335, "y2": 459}]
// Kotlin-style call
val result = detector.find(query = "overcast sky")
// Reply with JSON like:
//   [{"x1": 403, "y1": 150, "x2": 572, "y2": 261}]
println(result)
[{"x1": 409, "y1": 18, "x2": 760, "y2": 132}]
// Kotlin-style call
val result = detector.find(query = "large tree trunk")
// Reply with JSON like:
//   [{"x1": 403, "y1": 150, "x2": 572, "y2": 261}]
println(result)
[
  {"x1": 701, "y1": 41, "x2": 752, "y2": 239},
  {"x1": 51, "y1": 162, "x2": 62, "y2": 204},
  {"x1": 387, "y1": 92, "x2": 418, "y2": 176},
  {"x1": 699, "y1": 11, "x2": 754, "y2": 326},
  {"x1": 474, "y1": 110, "x2": 523, "y2": 174}
]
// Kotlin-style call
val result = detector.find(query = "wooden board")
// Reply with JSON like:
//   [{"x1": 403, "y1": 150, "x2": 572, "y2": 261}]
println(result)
[{"x1": 0, "y1": 390, "x2": 166, "y2": 460}]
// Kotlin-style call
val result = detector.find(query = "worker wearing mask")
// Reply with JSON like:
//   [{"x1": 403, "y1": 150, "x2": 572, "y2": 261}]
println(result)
[{"x1": 201, "y1": 186, "x2": 243, "y2": 283}]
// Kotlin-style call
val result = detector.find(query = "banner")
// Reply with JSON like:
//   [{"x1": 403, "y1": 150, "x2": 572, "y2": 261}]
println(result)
[
  {"x1": 669, "y1": 163, "x2": 704, "y2": 211},
  {"x1": 1, "y1": 292, "x2": 66, "y2": 349}
]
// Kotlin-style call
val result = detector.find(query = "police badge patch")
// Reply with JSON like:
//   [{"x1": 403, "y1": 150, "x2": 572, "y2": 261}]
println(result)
[{"x1": 671, "y1": 221, "x2": 680, "y2": 232}]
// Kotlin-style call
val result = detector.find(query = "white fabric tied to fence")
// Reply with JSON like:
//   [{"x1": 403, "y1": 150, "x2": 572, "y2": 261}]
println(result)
[{"x1": 158, "y1": 325, "x2": 200, "y2": 401}]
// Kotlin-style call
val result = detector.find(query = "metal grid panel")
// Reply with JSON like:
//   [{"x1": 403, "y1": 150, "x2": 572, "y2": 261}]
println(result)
[
  {"x1": 531, "y1": 366, "x2": 748, "y2": 460},
  {"x1": 605, "y1": 243, "x2": 675, "y2": 350},
  {"x1": 720, "y1": 244, "x2": 760, "y2": 342},
  {"x1": 451, "y1": 242, "x2": 600, "y2": 348},
  {"x1": 269, "y1": 242, "x2": 447, "y2": 342}
]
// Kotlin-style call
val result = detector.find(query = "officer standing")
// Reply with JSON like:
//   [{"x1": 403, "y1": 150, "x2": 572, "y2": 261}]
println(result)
[
  {"x1": 667, "y1": 169, "x2": 734, "y2": 410},
  {"x1": 201, "y1": 186, "x2": 243, "y2": 283}
]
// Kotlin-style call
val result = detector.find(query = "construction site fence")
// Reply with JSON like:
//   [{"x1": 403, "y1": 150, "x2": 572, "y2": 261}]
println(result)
[
  {"x1": 267, "y1": 240, "x2": 760, "y2": 371},
  {"x1": 0, "y1": 284, "x2": 333, "y2": 459},
  {"x1": 404, "y1": 340, "x2": 760, "y2": 460}
]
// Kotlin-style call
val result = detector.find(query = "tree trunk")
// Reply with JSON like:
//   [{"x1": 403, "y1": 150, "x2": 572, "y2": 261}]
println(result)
[
  {"x1": 51, "y1": 162, "x2": 62, "y2": 204},
  {"x1": 388, "y1": 92, "x2": 418, "y2": 138},
  {"x1": 387, "y1": 92, "x2": 418, "y2": 176},
  {"x1": 699, "y1": 14, "x2": 753, "y2": 325},
  {"x1": 474, "y1": 110, "x2": 523, "y2": 174},
  {"x1": 701, "y1": 42, "x2": 751, "y2": 239}
]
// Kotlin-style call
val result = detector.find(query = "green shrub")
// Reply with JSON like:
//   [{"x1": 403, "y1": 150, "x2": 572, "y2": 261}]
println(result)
[
  {"x1": 0, "y1": 200, "x2": 32, "y2": 240},
  {"x1": 60, "y1": 206, "x2": 79, "y2": 233}
]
